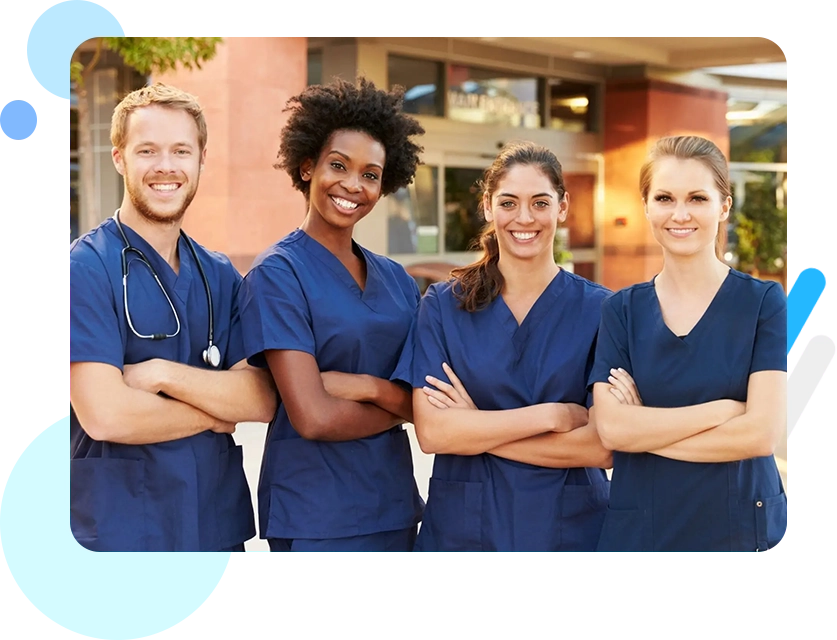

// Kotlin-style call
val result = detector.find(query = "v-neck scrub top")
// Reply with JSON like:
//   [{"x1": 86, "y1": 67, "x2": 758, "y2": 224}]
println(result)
[
  {"x1": 70, "y1": 218, "x2": 256, "y2": 551},
  {"x1": 238, "y1": 229, "x2": 424, "y2": 540},
  {"x1": 401, "y1": 270, "x2": 612, "y2": 551},
  {"x1": 588, "y1": 269, "x2": 787, "y2": 551}
]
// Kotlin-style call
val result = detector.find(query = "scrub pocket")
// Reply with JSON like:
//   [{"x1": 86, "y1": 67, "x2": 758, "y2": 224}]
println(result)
[
  {"x1": 743, "y1": 492, "x2": 787, "y2": 551},
  {"x1": 267, "y1": 438, "x2": 358, "y2": 538},
  {"x1": 214, "y1": 445, "x2": 255, "y2": 548},
  {"x1": 417, "y1": 478, "x2": 483, "y2": 551},
  {"x1": 70, "y1": 458, "x2": 146, "y2": 551},
  {"x1": 560, "y1": 481, "x2": 610, "y2": 551},
  {"x1": 596, "y1": 507, "x2": 649, "y2": 551}
]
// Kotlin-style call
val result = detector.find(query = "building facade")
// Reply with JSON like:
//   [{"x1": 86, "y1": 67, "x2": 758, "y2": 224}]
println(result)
[{"x1": 71, "y1": 37, "x2": 787, "y2": 290}]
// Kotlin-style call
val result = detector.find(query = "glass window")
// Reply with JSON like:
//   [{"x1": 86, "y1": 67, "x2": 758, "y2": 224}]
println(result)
[
  {"x1": 447, "y1": 65, "x2": 540, "y2": 129},
  {"x1": 728, "y1": 99, "x2": 786, "y2": 163},
  {"x1": 547, "y1": 79, "x2": 597, "y2": 133},
  {"x1": 71, "y1": 161, "x2": 80, "y2": 242},
  {"x1": 71, "y1": 83, "x2": 79, "y2": 242},
  {"x1": 562, "y1": 172, "x2": 596, "y2": 248},
  {"x1": 307, "y1": 50, "x2": 322, "y2": 86},
  {"x1": 444, "y1": 167, "x2": 485, "y2": 252},
  {"x1": 388, "y1": 55, "x2": 444, "y2": 117},
  {"x1": 70, "y1": 107, "x2": 78, "y2": 152},
  {"x1": 388, "y1": 165, "x2": 439, "y2": 254}
]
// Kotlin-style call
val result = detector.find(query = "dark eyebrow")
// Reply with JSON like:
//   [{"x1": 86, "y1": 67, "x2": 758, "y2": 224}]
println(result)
[
  {"x1": 496, "y1": 192, "x2": 553, "y2": 199},
  {"x1": 654, "y1": 189, "x2": 709, "y2": 195},
  {"x1": 328, "y1": 150, "x2": 383, "y2": 171}
]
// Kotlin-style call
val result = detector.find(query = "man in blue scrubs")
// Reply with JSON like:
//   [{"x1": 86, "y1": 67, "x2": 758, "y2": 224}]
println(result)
[{"x1": 69, "y1": 83, "x2": 277, "y2": 551}]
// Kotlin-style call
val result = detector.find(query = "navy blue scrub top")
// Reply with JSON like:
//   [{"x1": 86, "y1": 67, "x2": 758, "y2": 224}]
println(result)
[
  {"x1": 399, "y1": 270, "x2": 612, "y2": 551},
  {"x1": 69, "y1": 218, "x2": 256, "y2": 551},
  {"x1": 238, "y1": 229, "x2": 424, "y2": 541},
  {"x1": 588, "y1": 269, "x2": 787, "y2": 551}
]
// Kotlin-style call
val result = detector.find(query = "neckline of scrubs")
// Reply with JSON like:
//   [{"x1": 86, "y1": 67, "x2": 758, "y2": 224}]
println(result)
[
  {"x1": 295, "y1": 228, "x2": 381, "y2": 309},
  {"x1": 492, "y1": 269, "x2": 569, "y2": 347},
  {"x1": 105, "y1": 218, "x2": 195, "y2": 304},
  {"x1": 650, "y1": 268, "x2": 733, "y2": 343}
]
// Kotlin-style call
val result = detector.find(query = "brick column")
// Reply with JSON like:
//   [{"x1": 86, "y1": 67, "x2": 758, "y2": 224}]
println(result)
[
  {"x1": 154, "y1": 38, "x2": 308, "y2": 273},
  {"x1": 602, "y1": 78, "x2": 729, "y2": 291}
]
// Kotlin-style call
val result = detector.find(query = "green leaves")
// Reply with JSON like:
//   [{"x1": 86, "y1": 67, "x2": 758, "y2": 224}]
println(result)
[
  {"x1": 102, "y1": 37, "x2": 223, "y2": 75},
  {"x1": 731, "y1": 175, "x2": 787, "y2": 275},
  {"x1": 72, "y1": 37, "x2": 223, "y2": 85}
]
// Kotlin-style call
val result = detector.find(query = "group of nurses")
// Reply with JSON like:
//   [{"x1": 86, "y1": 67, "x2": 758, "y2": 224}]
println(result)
[
  {"x1": 239, "y1": 74, "x2": 787, "y2": 551},
  {"x1": 75, "y1": 78, "x2": 785, "y2": 553}
]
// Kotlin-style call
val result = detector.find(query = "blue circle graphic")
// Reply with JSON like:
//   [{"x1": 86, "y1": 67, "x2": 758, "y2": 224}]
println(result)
[
  {"x1": 27, "y1": 1, "x2": 124, "y2": 99},
  {"x1": 0, "y1": 98, "x2": 40, "y2": 140}
]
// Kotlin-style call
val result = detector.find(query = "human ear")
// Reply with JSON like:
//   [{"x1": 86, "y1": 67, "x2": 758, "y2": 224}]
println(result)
[
  {"x1": 483, "y1": 195, "x2": 493, "y2": 223},
  {"x1": 112, "y1": 147, "x2": 125, "y2": 176},
  {"x1": 557, "y1": 192, "x2": 570, "y2": 224},
  {"x1": 300, "y1": 159, "x2": 314, "y2": 182}
]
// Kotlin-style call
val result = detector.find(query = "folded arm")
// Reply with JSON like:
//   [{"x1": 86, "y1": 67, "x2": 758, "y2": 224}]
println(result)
[
  {"x1": 487, "y1": 407, "x2": 612, "y2": 469},
  {"x1": 321, "y1": 371, "x2": 413, "y2": 423},
  {"x1": 414, "y1": 364, "x2": 587, "y2": 456},
  {"x1": 593, "y1": 377, "x2": 746, "y2": 453},
  {"x1": 71, "y1": 361, "x2": 236, "y2": 445},
  {"x1": 123, "y1": 358, "x2": 277, "y2": 424},
  {"x1": 267, "y1": 350, "x2": 403, "y2": 442},
  {"x1": 650, "y1": 371, "x2": 786, "y2": 462}
]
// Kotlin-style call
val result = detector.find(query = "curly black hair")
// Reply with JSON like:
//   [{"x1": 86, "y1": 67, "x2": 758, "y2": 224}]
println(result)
[{"x1": 274, "y1": 77, "x2": 425, "y2": 197}]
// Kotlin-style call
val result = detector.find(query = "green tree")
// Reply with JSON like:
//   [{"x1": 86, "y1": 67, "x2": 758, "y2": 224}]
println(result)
[
  {"x1": 729, "y1": 149, "x2": 787, "y2": 278},
  {"x1": 71, "y1": 37, "x2": 222, "y2": 232}
]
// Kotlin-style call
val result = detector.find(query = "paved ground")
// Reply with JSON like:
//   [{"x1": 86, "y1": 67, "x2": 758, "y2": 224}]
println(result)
[{"x1": 234, "y1": 421, "x2": 789, "y2": 551}]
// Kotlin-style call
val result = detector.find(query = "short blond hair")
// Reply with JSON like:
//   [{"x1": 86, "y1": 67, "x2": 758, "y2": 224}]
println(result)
[{"x1": 111, "y1": 83, "x2": 207, "y2": 151}]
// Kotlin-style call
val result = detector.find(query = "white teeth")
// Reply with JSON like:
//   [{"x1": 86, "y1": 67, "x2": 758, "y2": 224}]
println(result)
[
  {"x1": 332, "y1": 197, "x2": 358, "y2": 210},
  {"x1": 151, "y1": 184, "x2": 179, "y2": 192},
  {"x1": 668, "y1": 228, "x2": 696, "y2": 235},
  {"x1": 511, "y1": 231, "x2": 537, "y2": 240}
]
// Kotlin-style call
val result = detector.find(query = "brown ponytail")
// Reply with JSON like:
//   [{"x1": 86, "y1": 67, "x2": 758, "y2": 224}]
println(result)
[
  {"x1": 451, "y1": 141, "x2": 566, "y2": 312},
  {"x1": 450, "y1": 222, "x2": 504, "y2": 312}
]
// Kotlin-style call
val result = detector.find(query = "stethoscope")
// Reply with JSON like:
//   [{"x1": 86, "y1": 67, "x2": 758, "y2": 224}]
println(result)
[{"x1": 113, "y1": 210, "x2": 221, "y2": 368}]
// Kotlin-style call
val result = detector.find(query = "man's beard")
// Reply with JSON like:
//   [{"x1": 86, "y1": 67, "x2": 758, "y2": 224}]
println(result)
[{"x1": 125, "y1": 174, "x2": 199, "y2": 226}]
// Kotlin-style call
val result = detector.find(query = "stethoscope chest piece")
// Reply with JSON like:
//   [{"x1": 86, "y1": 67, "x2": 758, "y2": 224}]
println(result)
[{"x1": 204, "y1": 344, "x2": 221, "y2": 368}]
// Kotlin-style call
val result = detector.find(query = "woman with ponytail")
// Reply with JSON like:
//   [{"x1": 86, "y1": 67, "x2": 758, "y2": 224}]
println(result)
[{"x1": 398, "y1": 141, "x2": 612, "y2": 551}]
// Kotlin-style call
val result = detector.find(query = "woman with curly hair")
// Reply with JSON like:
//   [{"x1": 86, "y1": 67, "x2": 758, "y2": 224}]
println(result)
[{"x1": 238, "y1": 77, "x2": 426, "y2": 551}]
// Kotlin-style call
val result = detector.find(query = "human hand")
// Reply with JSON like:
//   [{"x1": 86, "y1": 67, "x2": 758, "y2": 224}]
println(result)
[
  {"x1": 554, "y1": 403, "x2": 589, "y2": 432},
  {"x1": 423, "y1": 362, "x2": 477, "y2": 410},
  {"x1": 209, "y1": 420, "x2": 237, "y2": 435},
  {"x1": 719, "y1": 399, "x2": 747, "y2": 422},
  {"x1": 123, "y1": 359, "x2": 169, "y2": 395},
  {"x1": 607, "y1": 367, "x2": 643, "y2": 406}
]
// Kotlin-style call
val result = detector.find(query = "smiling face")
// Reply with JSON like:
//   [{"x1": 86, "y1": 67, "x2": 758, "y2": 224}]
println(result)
[
  {"x1": 484, "y1": 163, "x2": 568, "y2": 265},
  {"x1": 300, "y1": 129, "x2": 386, "y2": 233},
  {"x1": 112, "y1": 105, "x2": 204, "y2": 226},
  {"x1": 644, "y1": 156, "x2": 732, "y2": 259}
]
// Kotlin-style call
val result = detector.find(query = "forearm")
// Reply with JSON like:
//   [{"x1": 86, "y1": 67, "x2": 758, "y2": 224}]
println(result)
[
  {"x1": 366, "y1": 377, "x2": 414, "y2": 422},
  {"x1": 650, "y1": 412, "x2": 783, "y2": 463},
  {"x1": 596, "y1": 392, "x2": 738, "y2": 452},
  {"x1": 488, "y1": 423, "x2": 613, "y2": 469},
  {"x1": 415, "y1": 399, "x2": 562, "y2": 456},
  {"x1": 295, "y1": 395, "x2": 403, "y2": 442},
  {"x1": 157, "y1": 362, "x2": 277, "y2": 423},
  {"x1": 79, "y1": 387, "x2": 226, "y2": 445}
]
